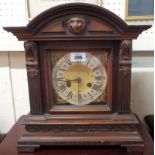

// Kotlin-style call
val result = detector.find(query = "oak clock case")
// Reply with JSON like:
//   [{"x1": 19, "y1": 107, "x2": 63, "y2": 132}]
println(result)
[{"x1": 3, "y1": 3, "x2": 151, "y2": 153}]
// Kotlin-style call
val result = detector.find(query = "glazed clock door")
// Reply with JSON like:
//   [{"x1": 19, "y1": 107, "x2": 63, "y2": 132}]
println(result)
[
  {"x1": 52, "y1": 52, "x2": 107, "y2": 105},
  {"x1": 43, "y1": 49, "x2": 113, "y2": 114}
]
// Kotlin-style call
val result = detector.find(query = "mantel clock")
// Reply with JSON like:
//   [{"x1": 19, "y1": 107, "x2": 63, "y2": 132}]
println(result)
[{"x1": 4, "y1": 3, "x2": 151, "y2": 153}]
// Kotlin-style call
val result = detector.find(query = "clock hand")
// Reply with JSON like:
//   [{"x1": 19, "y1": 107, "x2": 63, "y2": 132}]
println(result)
[
  {"x1": 77, "y1": 77, "x2": 81, "y2": 104},
  {"x1": 64, "y1": 78, "x2": 79, "y2": 83},
  {"x1": 64, "y1": 78, "x2": 81, "y2": 88}
]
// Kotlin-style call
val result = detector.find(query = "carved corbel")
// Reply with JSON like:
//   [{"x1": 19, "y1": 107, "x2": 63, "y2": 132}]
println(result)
[
  {"x1": 24, "y1": 41, "x2": 39, "y2": 78},
  {"x1": 119, "y1": 40, "x2": 132, "y2": 76}
]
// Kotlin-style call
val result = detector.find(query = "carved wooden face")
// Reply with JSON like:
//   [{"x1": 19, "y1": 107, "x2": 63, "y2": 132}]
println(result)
[{"x1": 66, "y1": 16, "x2": 86, "y2": 34}]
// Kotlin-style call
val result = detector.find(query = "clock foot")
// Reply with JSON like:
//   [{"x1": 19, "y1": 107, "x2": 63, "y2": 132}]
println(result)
[
  {"x1": 17, "y1": 144, "x2": 40, "y2": 153},
  {"x1": 17, "y1": 129, "x2": 144, "y2": 153},
  {"x1": 122, "y1": 144, "x2": 144, "y2": 152}
]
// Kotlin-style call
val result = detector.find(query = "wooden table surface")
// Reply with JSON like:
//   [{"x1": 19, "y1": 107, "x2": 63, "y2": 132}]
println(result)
[{"x1": 0, "y1": 116, "x2": 153, "y2": 155}]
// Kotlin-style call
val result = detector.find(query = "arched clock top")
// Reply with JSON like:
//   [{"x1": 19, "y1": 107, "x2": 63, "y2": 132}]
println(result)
[
  {"x1": 3, "y1": 3, "x2": 151, "y2": 40},
  {"x1": 26, "y1": 3, "x2": 127, "y2": 34}
]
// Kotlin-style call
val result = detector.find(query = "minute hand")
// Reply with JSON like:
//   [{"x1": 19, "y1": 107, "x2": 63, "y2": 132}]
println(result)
[{"x1": 77, "y1": 77, "x2": 81, "y2": 104}]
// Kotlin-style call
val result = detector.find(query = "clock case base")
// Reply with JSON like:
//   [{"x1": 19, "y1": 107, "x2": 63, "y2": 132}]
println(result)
[{"x1": 17, "y1": 114, "x2": 144, "y2": 152}]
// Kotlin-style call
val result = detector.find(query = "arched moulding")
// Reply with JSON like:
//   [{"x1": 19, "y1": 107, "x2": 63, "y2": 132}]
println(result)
[{"x1": 3, "y1": 3, "x2": 151, "y2": 41}]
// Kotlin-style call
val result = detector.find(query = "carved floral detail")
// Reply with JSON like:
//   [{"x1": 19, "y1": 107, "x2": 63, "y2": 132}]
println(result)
[
  {"x1": 25, "y1": 124, "x2": 137, "y2": 132},
  {"x1": 27, "y1": 67, "x2": 39, "y2": 78},
  {"x1": 120, "y1": 40, "x2": 131, "y2": 62},
  {"x1": 119, "y1": 67, "x2": 131, "y2": 76},
  {"x1": 24, "y1": 41, "x2": 39, "y2": 78},
  {"x1": 119, "y1": 40, "x2": 132, "y2": 76}
]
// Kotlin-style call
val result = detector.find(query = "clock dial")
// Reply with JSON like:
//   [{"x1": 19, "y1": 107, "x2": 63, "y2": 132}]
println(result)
[{"x1": 52, "y1": 53, "x2": 107, "y2": 105}]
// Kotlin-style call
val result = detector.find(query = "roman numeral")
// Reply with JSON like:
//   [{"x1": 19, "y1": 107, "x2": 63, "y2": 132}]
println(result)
[
  {"x1": 92, "y1": 84, "x2": 102, "y2": 92},
  {"x1": 78, "y1": 94, "x2": 83, "y2": 104},
  {"x1": 59, "y1": 84, "x2": 66, "y2": 92},
  {"x1": 56, "y1": 77, "x2": 64, "y2": 81},
  {"x1": 95, "y1": 76, "x2": 103, "y2": 81},
  {"x1": 58, "y1": 68, "x2": 66, "y2": 72},
  {"x1": 86, "y1": 56, "x2": 92, "y2": 65},
  {"x1": 67, "y1": 91, "x2": 73, "y2": 100},
  {"x1": 92, "y1": 65, "x2": 102, "y2": 72},
  {"x1": 87, "y1": 92, "x2": 93, "y2": 100},
  {"x1": 66, "y1": 58, "x2": 72, "y2": 65}
]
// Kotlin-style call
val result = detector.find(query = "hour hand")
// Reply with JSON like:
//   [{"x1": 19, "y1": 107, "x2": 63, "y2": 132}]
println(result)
[{"x1": 64, "y1": 78, "x2": 79, "y2": 83}]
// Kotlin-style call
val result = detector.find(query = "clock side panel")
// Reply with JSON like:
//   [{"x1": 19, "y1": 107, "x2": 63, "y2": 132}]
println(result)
[
  {"x1": 112, "y1": 40, "x2": 132, "y2": 113},
  {"x1": 117, "y1": 40, "x2": 132, "y2": 113},
  {"x1": 24, "y1": 41, "x2": 44, "y2": 115}
]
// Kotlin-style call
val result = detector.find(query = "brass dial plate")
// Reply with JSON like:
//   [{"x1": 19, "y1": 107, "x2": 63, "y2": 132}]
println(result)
[{"x1": 52, "y1": 52, "x2": 107, "y2": 105}]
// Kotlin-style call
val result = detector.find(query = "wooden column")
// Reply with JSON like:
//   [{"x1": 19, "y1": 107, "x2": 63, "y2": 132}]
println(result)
[
  {"x1": 117, "y1": 40, "x2": 132, "y2": 113},
  {"x1": 24, "y1": 41, "x2": 43, "y2": 114}
]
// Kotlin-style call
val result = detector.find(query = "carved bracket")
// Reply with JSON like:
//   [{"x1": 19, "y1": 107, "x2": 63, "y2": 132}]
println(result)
[
  {"x1": 119, "y1": 40, "x2": 132, "y2": 76},
  {"x1": 24, "y1": 41, "x2": 39, "y2": 78}
]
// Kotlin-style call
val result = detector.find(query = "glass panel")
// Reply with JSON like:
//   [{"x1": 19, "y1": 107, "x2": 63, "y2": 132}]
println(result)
[
  {"x1": 128, "y1": 0, "x2": 154, "y2": 16},
  {"x1": 51, "y1": 50, "x2": 109, "y2": 106}
]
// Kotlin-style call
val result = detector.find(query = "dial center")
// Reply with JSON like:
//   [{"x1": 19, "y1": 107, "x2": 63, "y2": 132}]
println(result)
[{"x1": 64, "y1": 64, "x2": 94, "y2": 93}]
